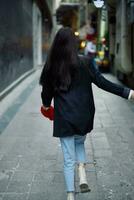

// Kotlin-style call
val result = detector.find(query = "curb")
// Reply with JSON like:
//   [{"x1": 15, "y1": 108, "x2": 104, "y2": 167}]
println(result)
[{"x1": 0, "y1": 69, "x2": 36, "y2": 101}]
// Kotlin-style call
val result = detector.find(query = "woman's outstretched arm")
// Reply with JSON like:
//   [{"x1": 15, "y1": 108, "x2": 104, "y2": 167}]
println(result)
[{"x1": 88, "y1": 58, "x2": 134, "y2": 99}]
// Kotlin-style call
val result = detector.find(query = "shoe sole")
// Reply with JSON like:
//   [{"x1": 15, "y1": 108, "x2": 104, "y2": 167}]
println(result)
[{"x1": 80, "y1": 183, "x2": 91, "y2": 193}]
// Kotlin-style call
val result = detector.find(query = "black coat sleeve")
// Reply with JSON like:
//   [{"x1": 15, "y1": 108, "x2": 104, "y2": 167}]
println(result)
[
  {"x1": 87, "y1": 58, "x2": 130, "y2": 99},
  {"x1": 40, "y1": 67, "x2": 54, "y2": 107},
  {"x1": 41, "y1": 83, "x2": 54, "y2": 107}
]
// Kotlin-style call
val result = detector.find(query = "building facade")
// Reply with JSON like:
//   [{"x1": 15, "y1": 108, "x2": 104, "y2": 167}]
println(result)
[
  {"x1": 0, "y1": 0, "x2": 54, "y2": 97},
  {"x1": 0, "y1": 0, "x2": 33, "y2": 93},
  {"x1": 108, "y1": 0, "x2": 134, "y2": 88}
]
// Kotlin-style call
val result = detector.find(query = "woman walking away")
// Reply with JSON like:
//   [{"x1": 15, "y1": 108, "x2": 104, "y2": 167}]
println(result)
[{"x1": 39, "y1": 27, "x2": 134, "y2": 200}]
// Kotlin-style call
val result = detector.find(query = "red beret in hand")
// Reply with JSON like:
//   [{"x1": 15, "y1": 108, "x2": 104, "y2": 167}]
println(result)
[{"x1": 40, "y1": 106, "x2": 54, "y2": 121}]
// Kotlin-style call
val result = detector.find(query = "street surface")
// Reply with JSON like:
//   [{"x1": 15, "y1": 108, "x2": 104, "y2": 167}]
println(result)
[{"x1": 0, "y1": 70, "x2": 134, "y2": 200}]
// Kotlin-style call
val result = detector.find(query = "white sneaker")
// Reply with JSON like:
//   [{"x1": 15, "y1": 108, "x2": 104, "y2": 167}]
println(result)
[
  {"x1": 67, "y1": 192, "x2": 75, "y2": 200},
  {"x1": 78, "y1": 163, "x2": 91, "y2": 193}
]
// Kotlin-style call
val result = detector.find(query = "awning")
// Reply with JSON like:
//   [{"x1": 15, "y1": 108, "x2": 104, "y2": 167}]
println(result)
[{"x1": 56, "y1": 2, "x2": 80, "y2": 13}]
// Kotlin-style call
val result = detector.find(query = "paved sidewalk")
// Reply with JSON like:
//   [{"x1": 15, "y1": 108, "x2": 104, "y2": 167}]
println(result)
[{"x1": 0, "y1": 71, "x2": 134, "y2": 200}]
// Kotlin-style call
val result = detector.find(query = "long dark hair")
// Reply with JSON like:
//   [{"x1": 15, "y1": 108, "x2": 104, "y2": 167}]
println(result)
[{"x1": 39, "y1": 27, "x2": 79, "y2": 93}]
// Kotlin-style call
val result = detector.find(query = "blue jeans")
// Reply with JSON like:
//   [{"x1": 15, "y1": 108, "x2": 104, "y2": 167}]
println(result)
[{"x1": 60, "y1": 135, "x2": 86, "y2": 192}]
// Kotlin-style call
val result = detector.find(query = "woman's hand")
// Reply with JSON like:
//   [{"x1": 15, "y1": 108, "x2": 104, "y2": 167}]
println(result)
[
  {"x1": 131, "y1": 91, "x2": 134, "y2": 100},
  {"x1": 40, "y1": 105, "x2": 54, "y2": 120},
  {"x1": 42, "y1": 105, "x2": 50, "y2": 110}
]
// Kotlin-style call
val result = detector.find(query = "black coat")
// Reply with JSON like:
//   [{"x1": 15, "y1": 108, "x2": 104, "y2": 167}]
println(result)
[{"x1": 41, "y1": 55, "x2": 130, "y2": 137}]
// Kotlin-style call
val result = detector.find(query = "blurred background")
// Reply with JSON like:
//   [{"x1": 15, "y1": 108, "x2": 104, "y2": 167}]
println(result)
[
  {"x1": 0, "y1": 2, "x2": 134, "y2": 199},
  {"x1": 0, "y1": 0, "x2": 134, "y2": 98}
]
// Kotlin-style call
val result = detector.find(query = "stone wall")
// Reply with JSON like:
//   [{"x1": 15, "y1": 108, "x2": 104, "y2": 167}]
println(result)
[{"x1": 0, "y1": 0, "x2": 33, "y2": 92}]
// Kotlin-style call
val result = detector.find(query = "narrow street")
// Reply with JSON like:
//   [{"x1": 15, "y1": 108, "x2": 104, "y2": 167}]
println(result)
[{"x1": 0, "y1": 70, "x2": 134, "y2": 200}]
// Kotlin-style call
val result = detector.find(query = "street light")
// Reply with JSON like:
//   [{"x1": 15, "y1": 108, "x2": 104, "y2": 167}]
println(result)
[{"x1": 93, "y1": 0, "x2": 104, "y2": 8}]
